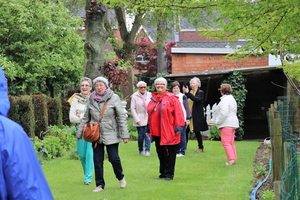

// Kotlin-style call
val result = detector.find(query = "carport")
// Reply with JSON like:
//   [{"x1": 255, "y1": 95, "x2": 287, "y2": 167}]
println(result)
[{"x1": 166, "y1": 65, "x2": 286, "y2": 139}]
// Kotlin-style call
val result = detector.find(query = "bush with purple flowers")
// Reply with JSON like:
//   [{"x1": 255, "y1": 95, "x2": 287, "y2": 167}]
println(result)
[{"x1": 31, "y1": 125, "x2": 76, "y2": 163}]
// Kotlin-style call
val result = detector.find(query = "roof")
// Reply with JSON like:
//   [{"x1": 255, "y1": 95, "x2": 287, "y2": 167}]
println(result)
[
  {"x1": 177, "y1": 41, "x2": 249, "y2": 48},
  {"x1": 166, "y1": 65, "x2": 282, "y2": 80},
  {"x1": 172, "y1": 41, "x2": 250, "y2": 54}
]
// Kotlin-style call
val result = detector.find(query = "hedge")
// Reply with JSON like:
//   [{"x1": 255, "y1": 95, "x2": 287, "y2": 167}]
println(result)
[
  {"x1": 32, "y1": 95, "x2": 48, "y2": 138},
  {"x1": 8, "y1": 95, "x2": 35, "y2": 137}
]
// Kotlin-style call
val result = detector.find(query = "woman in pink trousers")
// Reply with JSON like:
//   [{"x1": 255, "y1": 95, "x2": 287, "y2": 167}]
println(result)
[{"x1": 215, "y1": 84, "x2": 239, "y2": 165}]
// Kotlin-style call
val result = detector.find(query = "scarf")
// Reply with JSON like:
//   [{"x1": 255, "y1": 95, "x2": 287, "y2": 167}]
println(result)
[
  {"x1": 92, "y1": 89, "x2": 109, "y2": 102},
  {"x1": 188, "y1": 89, "x2": 196, "y2": 132},
  {"x1": 67, "y1": 93, "x2": 89, "y2": 105},
  {"x1": 138, "y1": 92, "x2": 148, "y2": 113}
]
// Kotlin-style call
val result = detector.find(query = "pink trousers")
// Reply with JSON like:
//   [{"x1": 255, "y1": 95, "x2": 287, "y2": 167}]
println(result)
[{"x1": 220, "y1": 127, "x2": 237, "y2": 161}]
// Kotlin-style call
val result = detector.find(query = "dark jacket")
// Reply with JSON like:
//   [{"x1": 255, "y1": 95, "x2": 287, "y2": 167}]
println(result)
[{"x1": 186, "y1": 88, "x2": 208, "y2": 132}]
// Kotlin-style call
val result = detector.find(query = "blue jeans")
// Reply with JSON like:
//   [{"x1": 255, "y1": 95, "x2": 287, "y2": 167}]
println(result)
[
  {"x1": 137, "y1": 126, "x2": 150, "y2": 152},
  {"x1": 177, "y1": 125, "x2": 187, "y2": 155}
]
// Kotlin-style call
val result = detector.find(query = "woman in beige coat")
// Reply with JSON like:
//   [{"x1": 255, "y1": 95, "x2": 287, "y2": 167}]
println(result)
[{"x1": 68, "y1": 77, "x2": 93, "y2": 185}]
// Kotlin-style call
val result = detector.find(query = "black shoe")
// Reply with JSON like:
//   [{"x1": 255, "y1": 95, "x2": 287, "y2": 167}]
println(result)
[
  {"x1": 165, "y1": 177, "x2": 173, "y2": 181},
  {"x1": 155, "y1": 176, "x2": 165, "y2": 179}
]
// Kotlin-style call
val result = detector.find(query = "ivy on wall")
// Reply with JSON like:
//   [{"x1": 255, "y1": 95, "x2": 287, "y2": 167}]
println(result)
[{"x1": 223, "y1": 71, "x2": 248, "y2": 140}]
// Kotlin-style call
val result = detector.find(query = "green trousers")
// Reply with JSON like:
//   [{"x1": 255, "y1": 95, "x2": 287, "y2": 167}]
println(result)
[{"x1": 76, "y1": 140, "x2": 94, "y2": 183}]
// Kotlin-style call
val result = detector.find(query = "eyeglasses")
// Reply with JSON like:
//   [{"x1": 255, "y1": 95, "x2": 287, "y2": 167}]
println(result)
[
  {"x1": 81, "y1": 84, "x2": 90, "y2": 87},
  {"x1": 95, "y1": 84, "x2": 105, "y2": 88},
  {"x1": 155, "y1": 83, "x2": 165, "y2": 86},
  {"x1": 139, "y1": 87, "x2": 146, "y2": 89}
]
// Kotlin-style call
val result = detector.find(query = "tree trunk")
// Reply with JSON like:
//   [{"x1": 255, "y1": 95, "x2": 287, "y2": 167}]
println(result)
[
  {"x1": 111, "y1": 7, "x2": 144, "y2": 106},
  {"x1": 84, "y1": 1, "x2": 108, "y2": 80},
  {"x1": 157, "y1": 20, "x2": 167, "y2": 73}
]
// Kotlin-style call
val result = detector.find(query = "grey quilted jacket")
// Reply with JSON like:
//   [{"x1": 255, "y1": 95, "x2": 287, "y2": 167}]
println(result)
[{"x1": 77, "y1": 90, "x2": 129, "y2": 145}]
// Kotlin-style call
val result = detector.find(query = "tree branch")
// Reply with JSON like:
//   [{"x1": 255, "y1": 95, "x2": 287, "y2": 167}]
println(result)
[{"x1": 114, "y1": 6, "x2": 128, "y2": 41}]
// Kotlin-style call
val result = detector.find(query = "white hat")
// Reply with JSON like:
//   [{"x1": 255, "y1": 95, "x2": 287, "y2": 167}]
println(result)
[{"x1": 93, "y1": 76, "x2": 109, "y2": 88}]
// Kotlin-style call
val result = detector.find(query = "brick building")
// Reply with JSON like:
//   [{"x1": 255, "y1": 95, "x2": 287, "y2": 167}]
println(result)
[{"x1": 167, "y1": 30, "x2": 286, "y2": 139}]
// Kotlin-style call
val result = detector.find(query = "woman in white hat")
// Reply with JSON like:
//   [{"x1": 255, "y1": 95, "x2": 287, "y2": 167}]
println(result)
[{"x1": 77, "y1": 76, "x2": 129, "y2": 192}]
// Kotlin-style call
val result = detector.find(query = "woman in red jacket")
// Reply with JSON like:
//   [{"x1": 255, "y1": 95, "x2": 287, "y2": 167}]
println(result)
[{"x1": 147, "y1": 77, "x2": 185, "y2": 180}]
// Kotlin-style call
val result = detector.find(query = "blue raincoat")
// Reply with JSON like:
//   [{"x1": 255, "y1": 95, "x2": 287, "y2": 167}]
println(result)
[{"x1": 0, "y1": 68, "x2": 53, "y2": 199}]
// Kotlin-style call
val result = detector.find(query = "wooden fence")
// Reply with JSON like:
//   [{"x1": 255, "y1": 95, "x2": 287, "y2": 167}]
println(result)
[{"x1": 268, "y1": 97, "x2": 300, "y2": 200}]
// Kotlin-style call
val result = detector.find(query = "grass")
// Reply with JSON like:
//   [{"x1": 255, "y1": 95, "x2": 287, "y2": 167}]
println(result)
[{"x1": 42, "y1": 140, "x2": 260, "y2": 200}]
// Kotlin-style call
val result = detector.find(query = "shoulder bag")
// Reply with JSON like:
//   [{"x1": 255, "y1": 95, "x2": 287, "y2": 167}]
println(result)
[{"x1": 83, "y1": 100, "x2": 108, "y2": 147}]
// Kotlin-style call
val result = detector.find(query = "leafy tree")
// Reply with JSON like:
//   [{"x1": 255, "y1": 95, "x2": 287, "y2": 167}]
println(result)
[
  {"x1": 122, "y1": 0, "x2": 300, "y2": 92},
  {"x1": 66, "y1": 0, "x2": 177, "y2": 95},
  {"x1": 0, "y1": 0, "x2": 84, "y2": 96},
  {"x1": 104, "y1": 60, "x2": 130, "y2": 92},
  {"x1": 80, "y1": 0, "x2": 147, "y2": 98},
  {"x1": 103, "y1": 2, "x2": 148, "y2": 98},
  {"x1": 203, "y1": 0, "x2": 300, "y2": 93},
  {"x1": 135, "y1": 41, "x2": 176, "y2": 84}
]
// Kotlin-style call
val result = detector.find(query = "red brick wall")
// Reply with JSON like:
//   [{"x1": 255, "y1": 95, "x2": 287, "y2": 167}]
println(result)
[{"x1": 172, "y1": 54, "x2": 268, "y2": 74}]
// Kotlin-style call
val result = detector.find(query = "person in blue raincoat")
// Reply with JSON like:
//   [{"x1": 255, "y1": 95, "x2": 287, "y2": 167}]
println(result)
[
  {"x1": 0, "y1": 68, "x2": 53, "y2": 200},
  {"x1": 68, "y1": 77, "x2": 94, "y2": 185}
]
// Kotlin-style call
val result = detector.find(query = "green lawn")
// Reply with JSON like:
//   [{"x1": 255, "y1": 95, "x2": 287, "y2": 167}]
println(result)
[{"x1": 42, "y1": 140, "x2": 260, "y2": 200}]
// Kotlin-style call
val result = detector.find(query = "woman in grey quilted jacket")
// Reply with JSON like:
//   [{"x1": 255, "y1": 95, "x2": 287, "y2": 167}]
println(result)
[{"x1": 77, "y1": 76, "x2": 129, "y2": 192}]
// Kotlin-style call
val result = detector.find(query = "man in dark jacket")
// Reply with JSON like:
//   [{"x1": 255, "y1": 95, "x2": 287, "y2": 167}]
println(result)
[{"x1": 0, "y1": 68, "x2": 53, "y2": 200}]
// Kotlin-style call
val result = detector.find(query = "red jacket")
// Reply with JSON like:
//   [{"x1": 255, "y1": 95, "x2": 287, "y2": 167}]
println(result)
[{"x1": 147, "y1": 91, "x2": 185, "y2": 145}]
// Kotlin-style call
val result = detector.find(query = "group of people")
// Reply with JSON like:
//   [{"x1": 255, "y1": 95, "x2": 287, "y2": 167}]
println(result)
[
  {"x1": 0, "y1": 66, "x2": 239, "y2": 197},
  {"x1": 68, "y1": 75, "x2": 239, "y2": 193}
]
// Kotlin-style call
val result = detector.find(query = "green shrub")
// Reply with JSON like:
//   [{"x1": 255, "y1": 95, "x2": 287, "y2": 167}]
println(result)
[
  {"x1": 61, "y1": 97, "x2": 71, "y2": 126},
  {"x1": 32, "y1": 94, "x2": 48, "y2": 138},
  {"x1": 254, "y1": 162, "x2": 267, "y2": 177},
  {"x1": 8, "y1": 96, "x2": 20, "y2": 123},
  {"x1": 261, "y1": 190, "x2": 275, "y2": 200},
  {"x1": 8, "y1": 95, "x2": 35, "y2": 137},
  {"x1": 31, "y1": 125, "x2": 76, "y2": 162},
  {"x1": 130, "y1": 131, "x2": 138, "y2": 140},
  {"x1": 48, "y1": 97, "x2": 63, "y2": 126},
  {"x1": 31, "y1": 136, "x2": 45, "y2": 162},
  {"x1": 45, "y1": 125, "x2": 76, "y2": 150},
  {"x1": 127, "y1": 118, "x2": 138, "y2": 140},
  {"x1": 43, "y1": 136, "x2": 62, "y2": 159},
  {"x1": 207, "y1": 125, "x2": 221, "y2": 140}
]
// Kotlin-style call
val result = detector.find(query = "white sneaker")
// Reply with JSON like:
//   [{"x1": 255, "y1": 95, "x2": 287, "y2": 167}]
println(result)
[
  {"x1": 92, "y1": 185, "x2": 104, "y2": 192},
  {"x1": 144, "y1": 151, "x2": 151, "y2": 157},
  {"x1": 176, "y1": 154, "x2": 184, "y2": 157},
  {"x1": 139, "y1": 151, "x2": 145, "y2": 156},
  {"x1": 119, "y1": 178, "x2": 126, "y2": 188}
]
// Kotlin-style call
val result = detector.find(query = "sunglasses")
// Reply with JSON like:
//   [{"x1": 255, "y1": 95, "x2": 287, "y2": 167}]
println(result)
[
  {"x1": 81, "y1": 84, "x2": 90, "y2": 87},
  {"x1": 139, "y1": 87, "x2": 146, "y2": 89}
]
